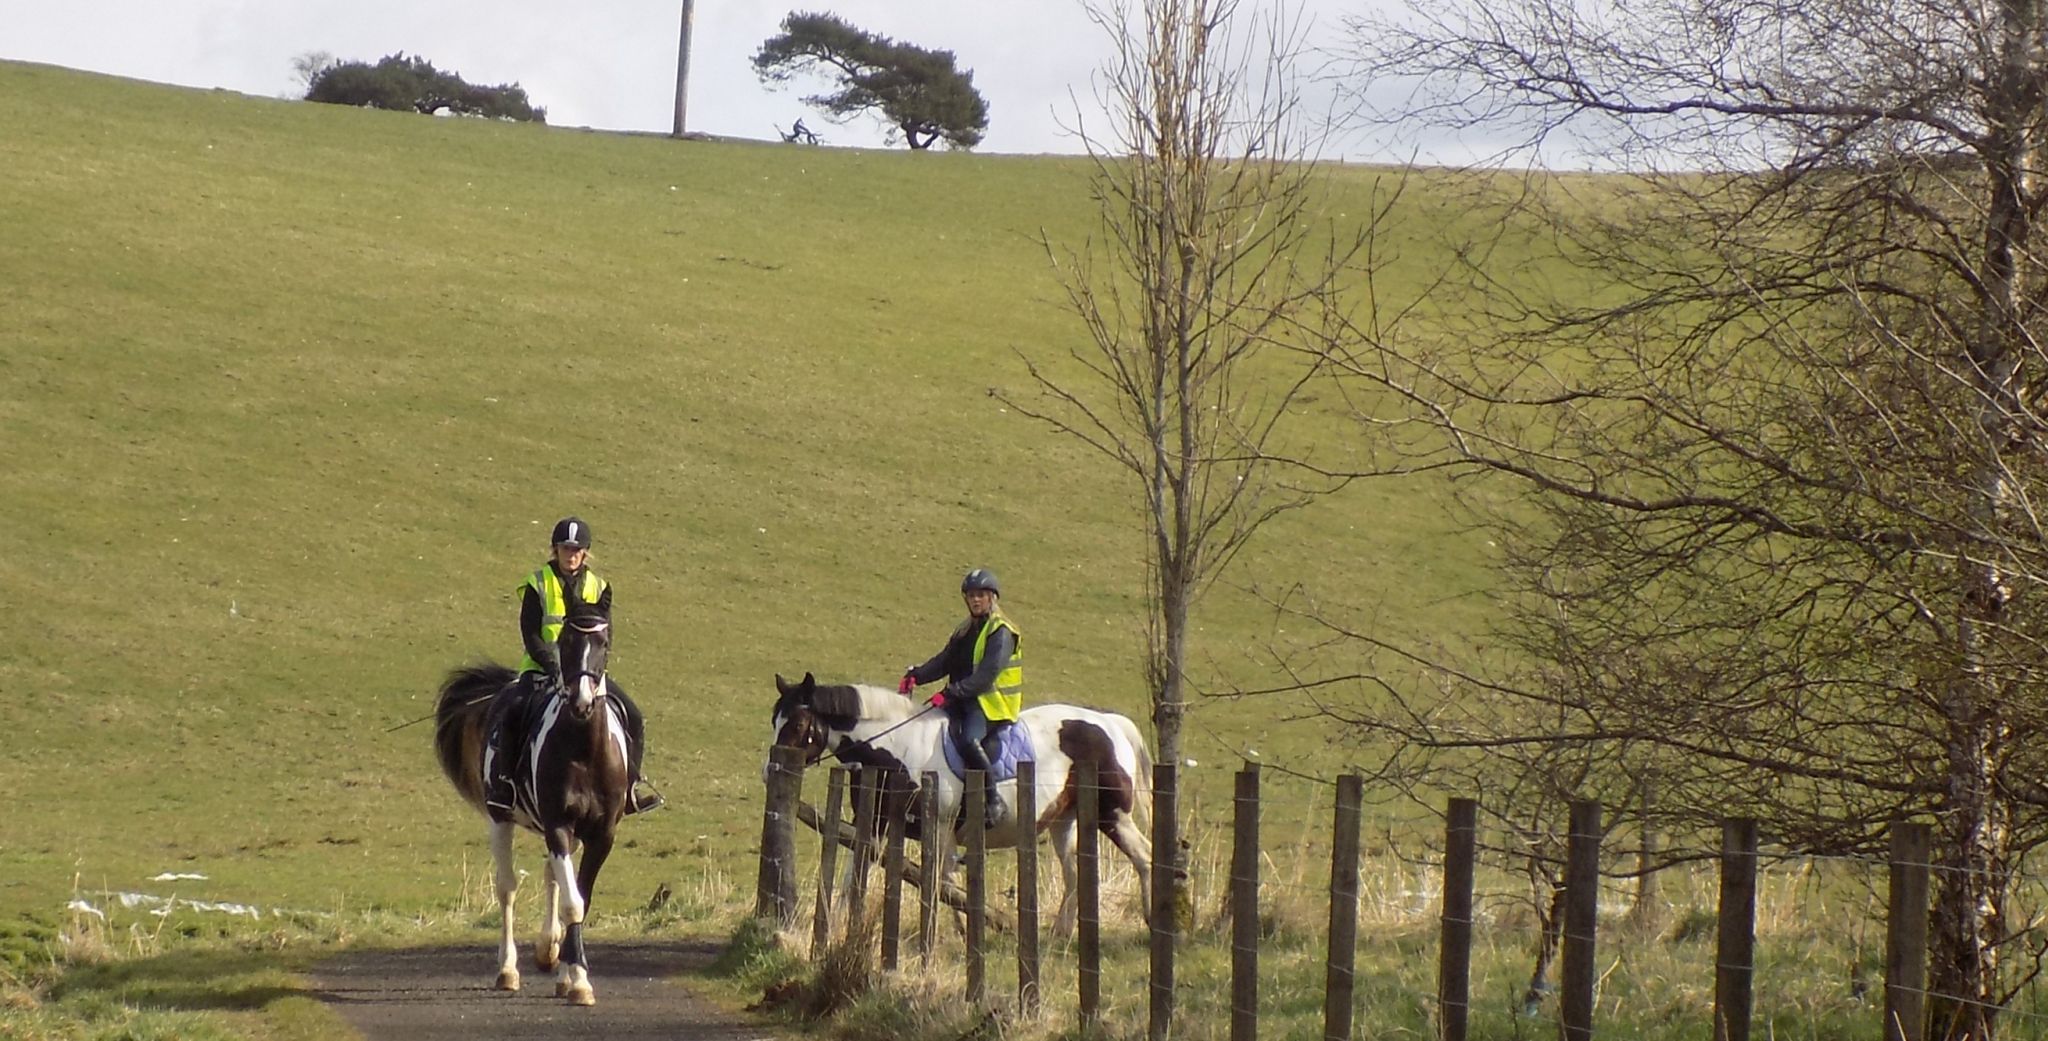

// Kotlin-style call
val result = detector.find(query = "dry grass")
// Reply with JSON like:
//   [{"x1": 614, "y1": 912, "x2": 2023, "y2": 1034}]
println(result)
[{"x1": 732, "y1": 829, "x2": 1925, "y2": 1041}]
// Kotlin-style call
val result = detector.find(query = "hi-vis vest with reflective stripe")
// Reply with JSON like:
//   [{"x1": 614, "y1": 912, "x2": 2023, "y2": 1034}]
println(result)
[
  {"x1": 519, "y1": 566, "x2": 608, "y2": 674},
  {"x1": 971, "y1": 612, "x2": 1023, "y2": 722}
]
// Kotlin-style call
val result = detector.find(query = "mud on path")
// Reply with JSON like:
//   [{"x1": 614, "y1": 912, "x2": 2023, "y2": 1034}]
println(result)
[{"x1": 313, "y1": 940, "x2": 775, "y2": 1041}]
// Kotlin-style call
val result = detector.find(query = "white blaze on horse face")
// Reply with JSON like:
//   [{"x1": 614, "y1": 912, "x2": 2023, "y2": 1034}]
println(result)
[{"x1": 574, "y1": 674, "x2": 601, "y2": 715}]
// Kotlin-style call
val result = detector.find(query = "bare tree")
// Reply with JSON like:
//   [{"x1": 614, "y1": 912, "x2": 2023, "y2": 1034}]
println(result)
[
  {"x1": 1003, "y1": 0, "x2": 1396, "y2": 776},
  {"x1": 1318, "y1": 0, "x2": 2048, "y2": 1035},
  {"x1": 288, "y1": 50, "x2": 335, "y2": 94}
]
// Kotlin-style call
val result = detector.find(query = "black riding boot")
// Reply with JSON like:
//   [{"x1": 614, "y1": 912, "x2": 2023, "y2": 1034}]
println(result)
[
  {"x1": 484, "y1": 673, "x2": 545, "y2": 813},
  {"x1": 610, "y1": 683, "x2": 663, "y2": 815},
  {"x1": 957, "y1": 737, "x2": 1006, "y2": 827},
  {"x1": 484, "y1": 732, "x2": 514, "y2": 811}
]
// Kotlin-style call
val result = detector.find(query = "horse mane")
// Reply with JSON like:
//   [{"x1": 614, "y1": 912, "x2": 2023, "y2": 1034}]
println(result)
[{"x1": 811, "y1": 683, "x2": 918, "y2": 723}]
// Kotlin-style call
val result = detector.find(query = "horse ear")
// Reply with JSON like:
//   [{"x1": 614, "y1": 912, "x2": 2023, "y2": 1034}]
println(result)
[
  {"x1": 800, "y1": 672, "x2": 816, "y2": 692},
  {"x1": 776, "y1": 674, "x2": 793, "y2": 695}
]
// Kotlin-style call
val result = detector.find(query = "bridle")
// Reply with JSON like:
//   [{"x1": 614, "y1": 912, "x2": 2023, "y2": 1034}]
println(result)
[
  {"x1": 777, "y1": 700, "x2": 937, "y2": 767},
  {"x1": 559, "y1": 618, "x2": 611, "y2": 718}
]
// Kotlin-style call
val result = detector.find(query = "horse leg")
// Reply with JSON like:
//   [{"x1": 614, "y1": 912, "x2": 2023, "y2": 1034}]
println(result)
[
  {"x1": 535, "y1": 852, "x2": 562, "y2": 973},
  {"x1": 1048, "y1": 817, "x2": 1079, "y2": 938},
  {"x1": 490, "y1": 822, "x2": 521, "y2": 991},
  {"x1": 546, "y1": 828, "x2": 594, "y2": 1005},
  {"x1": 1104, "y1": 811, "x2": 1156, "y2": 925},
  {"x1": 555, "y1": 830, "x2": 612, "y2": 1007}
]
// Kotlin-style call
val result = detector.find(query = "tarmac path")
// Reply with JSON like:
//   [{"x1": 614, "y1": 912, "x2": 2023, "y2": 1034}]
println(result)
[{"x1": 313, "y1": 939, "x2": 775, "y2": 1041}]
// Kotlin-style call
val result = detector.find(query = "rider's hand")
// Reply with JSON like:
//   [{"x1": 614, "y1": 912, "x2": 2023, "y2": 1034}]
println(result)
[
  {"x1": 897, "y1": 671, "x2": 917, "y2": 696},
  {"x1": 928, "y1": 688, "x2": 948, "y2": 708}
]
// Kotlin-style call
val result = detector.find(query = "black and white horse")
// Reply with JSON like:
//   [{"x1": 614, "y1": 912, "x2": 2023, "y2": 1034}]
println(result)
[
  {"x1": 770, "y1": 672, "x2": 1155, "y2": 933},
  {"x1": 435, "y1": 616, "x2": 629, "y2": 1006}
]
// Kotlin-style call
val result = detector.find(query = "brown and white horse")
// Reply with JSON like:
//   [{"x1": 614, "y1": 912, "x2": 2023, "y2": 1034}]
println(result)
[
  {"x1": 770, "y1": 672, "x2": 1155, "y2": 933},
  {"x1": 435, "y1": 616, "x2": 628, "y2": 1006}
]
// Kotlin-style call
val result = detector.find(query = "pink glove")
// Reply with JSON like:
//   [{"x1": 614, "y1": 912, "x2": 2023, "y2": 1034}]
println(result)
[
  {"x1": 928, "y1": 689, "x2": 948, "y2": 708},
  {"x1": 898, "y1": 672, "x2": 917, "y2": 696}
]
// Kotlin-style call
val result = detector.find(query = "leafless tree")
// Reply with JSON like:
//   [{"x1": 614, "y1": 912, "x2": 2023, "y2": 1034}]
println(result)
[
  {"x1": 288, "y1": 50, "x2": 335, "y2": 94},
  {"x1": 1003, "y1": 0, "x2": 1399, "y2": 775},
  {"x1": 1317, "y1": 0, "x2": 2048, "y2": 1035}
]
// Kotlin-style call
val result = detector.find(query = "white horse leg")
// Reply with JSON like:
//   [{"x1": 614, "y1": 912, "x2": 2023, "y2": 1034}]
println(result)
[
  {"x1": 550, "y1": 851, "x2": 594, "y2": 1005},
  {"x1": 536, "y1": 859, "x2": 562, "y2": 972},
  {"x1": 1048, "y1": 817, "x2": 1078, "y2": 937},
  {"x1": 490, "y1": 823, "x2": 521, "y2": 991},
  {"x1": 1105, "y1": 812, "x2": 1156, "y2": 924}
]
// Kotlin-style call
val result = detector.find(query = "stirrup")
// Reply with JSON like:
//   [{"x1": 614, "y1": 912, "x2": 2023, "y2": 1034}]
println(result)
[{"x1": 626, "y1": 782, "x2": 665, "y2": 815}]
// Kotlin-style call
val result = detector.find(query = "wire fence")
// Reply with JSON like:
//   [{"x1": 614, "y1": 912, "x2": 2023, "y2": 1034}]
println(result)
[{"x1": 754, "y1": 747, "x2": 2048, "y2": 1041}]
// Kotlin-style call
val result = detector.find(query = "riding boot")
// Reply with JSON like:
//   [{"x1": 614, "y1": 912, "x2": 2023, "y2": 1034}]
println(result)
[
  {"x1": 611, "y1": 684, "x2": 663, "y2": 815},
  {"x1": 625, "y1": 780, "x2": 665, "y2": 814},
  {"x1": 958, "y1": 739, "x2": 1007, "y2": 828},
  {"x1": 484, "y1": 724, "x2": 515, "y2": 812}
]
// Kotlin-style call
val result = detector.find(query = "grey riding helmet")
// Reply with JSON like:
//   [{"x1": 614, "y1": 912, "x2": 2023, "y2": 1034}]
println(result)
[
  {"x1": 960, "y1": 568, "x2": 1000, "y2": 596},
  {"x1": 551, "y1": 516, "x2": 592, "y2": 549}
]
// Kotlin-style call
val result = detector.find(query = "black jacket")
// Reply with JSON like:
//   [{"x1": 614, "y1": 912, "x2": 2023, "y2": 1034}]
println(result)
[
  {"x1": 520, "y1": 562, "x2": 612, "y2": 676},
  {"x1": 908, "y1": 614, "x2": 1015, "y2": 700}
]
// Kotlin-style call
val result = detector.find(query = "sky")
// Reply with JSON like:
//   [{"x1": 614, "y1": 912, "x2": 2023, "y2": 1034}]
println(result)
[{"x1": 0, "y1": 0, "x2": 1504, "y2": 163}]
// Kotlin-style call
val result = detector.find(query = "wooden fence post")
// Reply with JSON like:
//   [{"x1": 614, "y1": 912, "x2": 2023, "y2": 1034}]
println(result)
[
  {"x1": 1231, "y1": 763, "x2": 1261, "y2": 1041},
  {"x1": 881, "y1": 773, "x2": 910, "y2": 970},
  {"x1": 1561, "y1": 800, "x2": 1601, "y2": 1041},
  {"x1": 847, "y1": 771, "x2": 879, "y2": 924},
  {"x1": 1078, "y1": 761, "x2": 1101, "y2": 1027},
  {"x1": 965, "y1": 771, "x2": 988, "y2": 1005},
  {"x1": 1324, "y1": 775, "x2": 1364, "y2": 1041},
  {"x1": 1715, "y1": 817, "x2": 1758, "y2": 1041},
  {"x1": 754, "y1": 745, "x2": 804, "y2": 923},
  {"x1": 918, "y1": 772, "x2": 940, "y2": 962},
  {"x1": 1885, "y1": 821, "x2": 1932, "y2": 1041},
  {"x1": 1437, "y1": 796, "x2": 1476, "y2": 1041},
  {"x1": 1151, "y1": 762, "x2": 1179, "y2": 1041},
  {"x1": 1016, "y1": 760, "x2": 1040, "y2": 1012},
  {"x1": 811, "y1": 766, "x2": 847, "y2": 958}
]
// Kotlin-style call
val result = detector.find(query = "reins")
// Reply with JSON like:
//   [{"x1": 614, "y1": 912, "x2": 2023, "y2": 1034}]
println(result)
[{"x1": 820, "y1": 701, "x2": 938, "y2": 763}]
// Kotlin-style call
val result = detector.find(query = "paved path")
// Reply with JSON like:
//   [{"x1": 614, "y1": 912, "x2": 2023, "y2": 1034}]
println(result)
[{"x1": 313, "y1": 940, "x2": 774, "y2": 1041}]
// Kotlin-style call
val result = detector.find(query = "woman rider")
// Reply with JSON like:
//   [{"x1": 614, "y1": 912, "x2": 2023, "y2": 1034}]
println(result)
[
  {"x1": 899, "y1": 567, "x2": 1022, "y2": 825},
  {"x1": 483, "y1": 517, "x2": 661, "y2": 816}
]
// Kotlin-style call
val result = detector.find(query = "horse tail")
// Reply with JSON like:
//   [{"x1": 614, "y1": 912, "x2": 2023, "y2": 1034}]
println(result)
[{"x1": 434, "y1": 663, "x2": 516, "y2": 790}]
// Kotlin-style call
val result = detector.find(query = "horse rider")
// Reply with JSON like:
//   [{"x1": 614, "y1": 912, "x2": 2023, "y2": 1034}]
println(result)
[
  {"x1": 899, "y1": 567, "x2": 1023, "y2": 825},
  {"x1": 483, "y1": 516, "x2": 663, "y2": 816}
]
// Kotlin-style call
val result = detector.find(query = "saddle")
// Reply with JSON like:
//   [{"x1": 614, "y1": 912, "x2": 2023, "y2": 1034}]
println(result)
[
  {"x1": 487, "y1": 678, "x2": 628, "y2": 778},
  {"x1": 940, "y1": 722, "x2": 1035, "y2": 782}
]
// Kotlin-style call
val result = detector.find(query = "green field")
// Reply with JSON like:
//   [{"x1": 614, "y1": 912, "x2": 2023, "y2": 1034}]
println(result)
[{"x1": 0, "y1": 59, "x2": 1495, "y2": 924}]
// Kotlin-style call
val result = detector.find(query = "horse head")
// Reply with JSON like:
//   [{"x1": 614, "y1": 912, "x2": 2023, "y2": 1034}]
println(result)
[
  {"x1": 771, "y1": 672, "x2": 830, "y2": 765},
  {"x1": 557, "y1": 614, "x2": 611, "y2": 721}
]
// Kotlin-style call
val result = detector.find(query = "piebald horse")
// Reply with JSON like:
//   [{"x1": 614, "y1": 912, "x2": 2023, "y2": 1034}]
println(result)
[
  {"x1": 435, "y1": 616, "x2": 628, "y2": 1006},
  {"x1": 770, "y1": 672, "x2": 1154, "y2": 933}
]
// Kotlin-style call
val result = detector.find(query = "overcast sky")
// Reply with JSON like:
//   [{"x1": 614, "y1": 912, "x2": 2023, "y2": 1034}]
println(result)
[{"x1": 0, "y1": 0, "x2": 1459, "y2": 159}]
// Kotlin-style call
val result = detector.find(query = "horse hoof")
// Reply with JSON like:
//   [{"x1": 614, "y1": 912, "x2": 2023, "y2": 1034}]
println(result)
[
  {"x1": 496, "y1": 969, "x2": 521, "y2": 991},
  {"x1": 555, "y1": 978, "x2": 571, "y2": 997},
  {"x1": 566, "y1": 984, "x2": 596, "y2": 1006},
  {"x1": 535, "y1": 952, "x2": 558, "y2": 972}
]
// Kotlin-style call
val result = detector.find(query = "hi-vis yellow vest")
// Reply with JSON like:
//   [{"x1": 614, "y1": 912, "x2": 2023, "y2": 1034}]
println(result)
[
  {"x1": 519, "y1": 566, "x2": 607, "y2": 674},
  {"x1": 972, "y1": 612, "x2": 1023, "y2": 722}
]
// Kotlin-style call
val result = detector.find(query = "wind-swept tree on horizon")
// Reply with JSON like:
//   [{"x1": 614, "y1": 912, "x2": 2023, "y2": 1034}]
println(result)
[
  {"x1": 751, "y1": 12, "x2": 988, "y2": 150},
  {"x1": 304, "y1": 53, "x2": 544, "y2": 123},
  {"x1": 1311, "y1": 0, "x2": 2048, "y2": 1035}
]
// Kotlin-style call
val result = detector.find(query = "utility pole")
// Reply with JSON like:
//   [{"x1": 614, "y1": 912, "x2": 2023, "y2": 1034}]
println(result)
[{"x1": 671, "y1": 0, "x2": 695, "y2": 137}]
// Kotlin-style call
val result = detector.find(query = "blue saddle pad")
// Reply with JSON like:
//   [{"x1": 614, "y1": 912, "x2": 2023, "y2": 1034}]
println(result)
[{"x1": 941, "y1": 723, "x2": 1035, "y2": 782}]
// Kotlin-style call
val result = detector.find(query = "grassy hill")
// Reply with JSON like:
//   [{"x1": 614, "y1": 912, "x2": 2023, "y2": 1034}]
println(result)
[{"x1": 0, "y1": 60, "x2": 1500, "y2": 928}]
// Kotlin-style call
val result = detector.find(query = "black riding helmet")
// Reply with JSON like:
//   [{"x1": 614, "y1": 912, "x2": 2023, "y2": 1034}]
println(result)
[
  {"x1": 551, "y1": 516, "x2": 593, "y2": 549},
  {"x1": 960, "y1": 568, "x2": 1000, "y2": 597}
]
